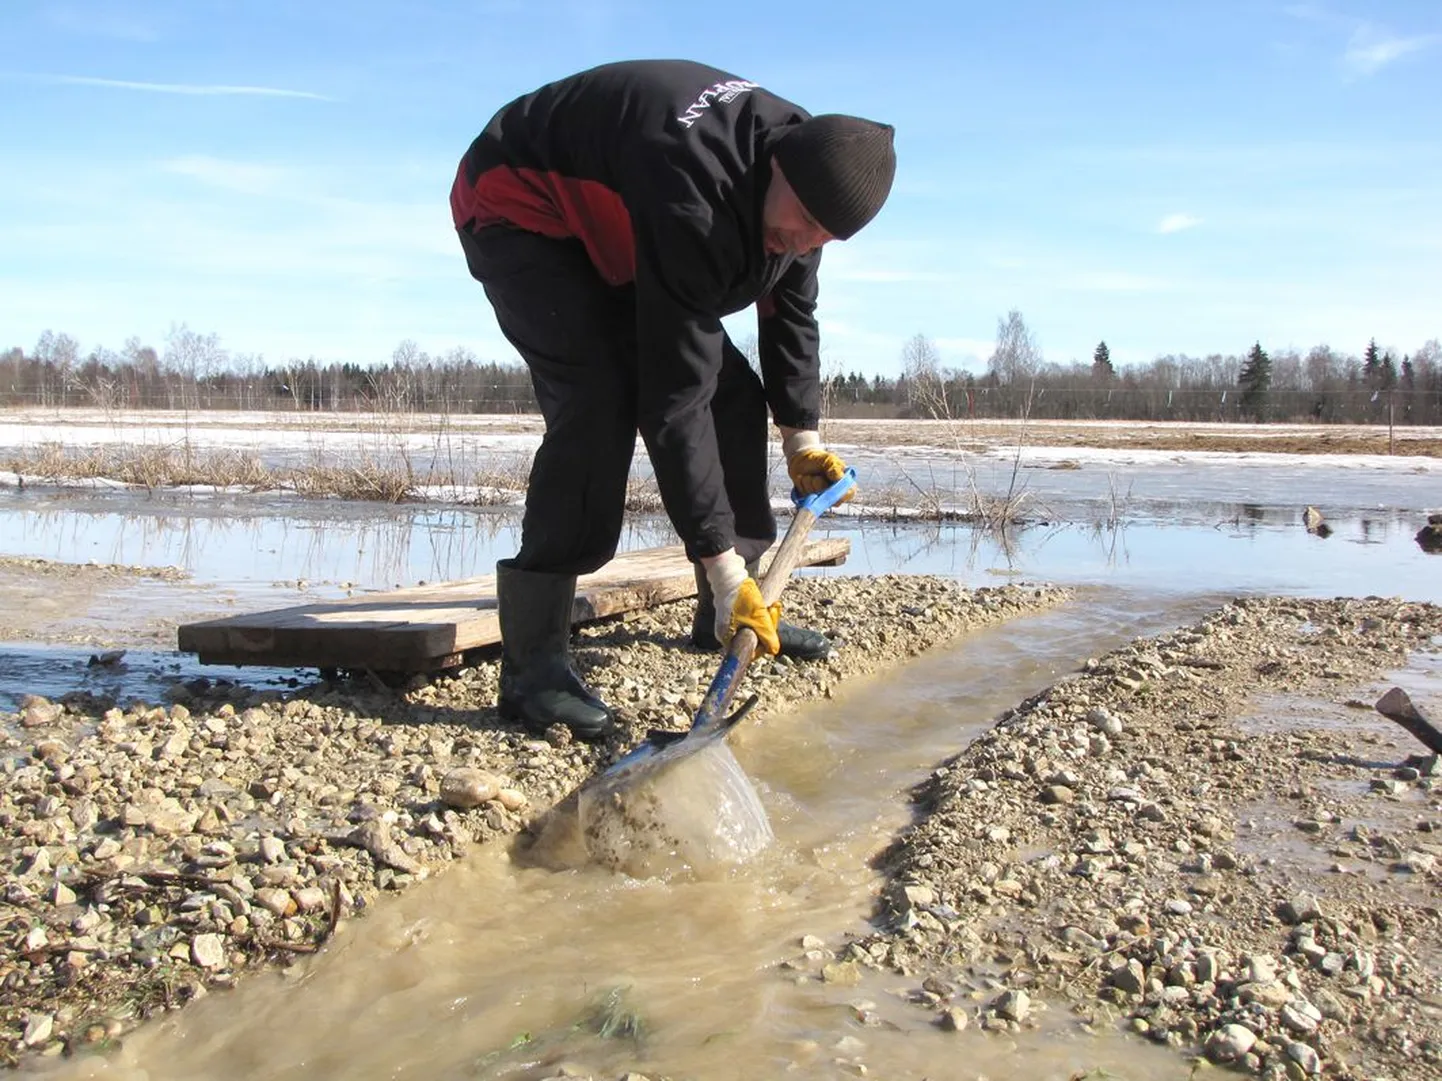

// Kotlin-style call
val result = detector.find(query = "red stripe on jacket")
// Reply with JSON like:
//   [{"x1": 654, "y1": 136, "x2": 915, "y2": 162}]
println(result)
[{"x1": 451, "y1": 161, "x2": 635, "y2": 287}]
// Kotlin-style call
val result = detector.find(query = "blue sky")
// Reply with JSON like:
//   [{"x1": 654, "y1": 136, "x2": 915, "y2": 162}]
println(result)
[{"x1": 1, "y1": 1, "x2": 1438, "y2": 378}]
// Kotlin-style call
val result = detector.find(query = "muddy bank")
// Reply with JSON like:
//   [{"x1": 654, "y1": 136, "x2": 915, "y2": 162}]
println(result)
[
  {"x1": 843, "y1": 595, "x2": 1442, "y2": 1081},
  {"x1": 0, "y1": 572, "x2": 1067, "y2": 1066}
]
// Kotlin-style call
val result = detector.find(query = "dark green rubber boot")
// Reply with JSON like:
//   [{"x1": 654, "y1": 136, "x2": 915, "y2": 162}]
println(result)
[
  {"x1": 689, "y1": 562, "x2": 832, "y2": 660},
  {"x1": 496, "y1": 560, "x2": 615, "y2": 742}
]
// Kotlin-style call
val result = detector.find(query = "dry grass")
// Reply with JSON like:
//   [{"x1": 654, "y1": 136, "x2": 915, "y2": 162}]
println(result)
[
  {"x1": 6, "y1": 442, "x2": 271, "y2": 491},
  {"x1": 2, "y1": 433, "x2": 1020, "y2": 522},
  {"x1": 5, "y1": 442, "x2": 433, "y2": 504}
]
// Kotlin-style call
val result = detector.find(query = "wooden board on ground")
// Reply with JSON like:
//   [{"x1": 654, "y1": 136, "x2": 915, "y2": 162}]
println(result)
[{"x1": 177, "y1": 538, "x2": 850, "y2": 673}]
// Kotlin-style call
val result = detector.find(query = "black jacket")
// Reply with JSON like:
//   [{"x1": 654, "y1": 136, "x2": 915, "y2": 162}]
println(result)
[{"x1": 451, "y1": 59, "x2": 823, "y2": 558}]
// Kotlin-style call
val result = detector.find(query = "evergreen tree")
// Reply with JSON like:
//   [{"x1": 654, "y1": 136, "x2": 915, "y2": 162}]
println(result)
[
  {"x1": 1362, "y1": 338, "x2": 1381, "y2": 383},
  {"x1": 1092, "y1": 340, "x2": 1115, "y2": 380},
  {"x1": 1380, "y1": 351, "x2": 1398, "y2": 390},
  {"x1": 1238, "y1": 341, "x2": 1272, "y2": 421}
]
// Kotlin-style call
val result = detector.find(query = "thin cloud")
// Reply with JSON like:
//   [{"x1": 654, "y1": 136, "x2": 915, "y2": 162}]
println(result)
[
  {"x1": 1343, "y1": 28, "x2": 1440, "y2": 76},
  {"x1": 18, "y1": 73, "x2": 332, "y2": 100},
  {"x1": 1284, "y1": 6, "x2": 1439, "y2": 77},
  {"x1": 1157, "y1": 213, "x2": 1202, "y2": 235}
]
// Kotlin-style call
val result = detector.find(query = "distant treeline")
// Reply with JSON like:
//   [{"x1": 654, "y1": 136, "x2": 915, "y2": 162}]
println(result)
[{"x1": 4, "y1": 317, "x2": 1440, "y2": 425}]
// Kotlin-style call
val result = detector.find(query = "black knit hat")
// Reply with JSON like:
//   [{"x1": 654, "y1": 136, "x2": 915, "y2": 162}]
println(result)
[{"x1": 773, "y1": 115, "x2": 896, "y2": 240}]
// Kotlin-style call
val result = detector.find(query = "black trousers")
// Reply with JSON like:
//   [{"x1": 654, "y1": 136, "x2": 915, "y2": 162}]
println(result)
[{"x1": 458, "y1": 225, "x2": 776, "y2": 576}]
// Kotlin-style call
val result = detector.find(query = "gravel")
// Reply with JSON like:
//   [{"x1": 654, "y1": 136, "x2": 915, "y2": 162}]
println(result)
[
  {"x1": 0, "y1": 573, "x2": 1067, "y2": 1065},
  {"x1": 832, "y1": 595, "x2": 1442, "y2": 1081}
]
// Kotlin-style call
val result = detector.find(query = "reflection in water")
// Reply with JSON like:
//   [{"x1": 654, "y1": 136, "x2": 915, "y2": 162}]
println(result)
[
  {"x1": 2, "y1": 490, "x2": 1441, "y2": 608},
  {"x1": 0, "y1": 493, "x2": 678, "y2": 600}
]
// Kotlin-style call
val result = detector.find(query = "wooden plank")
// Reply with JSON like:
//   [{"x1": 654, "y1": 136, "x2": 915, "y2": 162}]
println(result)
[{"x1": 178, "y1": 537, "x2": 850, "y2": 672}]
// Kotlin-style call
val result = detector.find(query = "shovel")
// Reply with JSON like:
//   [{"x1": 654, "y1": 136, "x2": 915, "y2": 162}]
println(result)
[{"x1": 594, "y1": 467, "x2": 857, "y2": 786}]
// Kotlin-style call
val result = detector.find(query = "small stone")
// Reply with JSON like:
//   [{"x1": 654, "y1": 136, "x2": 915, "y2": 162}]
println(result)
[
  {"x1": 1196, "y1": 952, "x2": 1221, "y2": 984},
  {"x1": 901, "y1": 884, "x2": 934, "y2": 909},
  {"x1": 1244, "y1": 981, "x2": 1294, "y2": 1009},
  {"x1": 992, "y1": 989, "x2": 1030, "y2": 1023},
  {"x1": 822, "y1": 961, "x2": 861, "y2": 987},
  {"x1": 1109, "y1": 959, "x2": 1146, "y2": 995},
  {"x1": 439, "y1": 767, "x2": 502, "y2": 809},
  {"x1": 22, "y1": 1013, "x2": 54, "y2": 1047},
  {"x1": 1286, "y1": 1041, "x2": 1322, "y2": 1075},
  {"x1": 259, "y1": 836, "x2": 287, "y2": 864},
  {"x1": 1038, "y1": 785, "x2": 1074, "y2": 805},
  {"x1": 1206, "y1": 1024, "x2": 1257, "y2": 1063},
  {"x1": 1087, "y1": 708, "x2": 1124, "y2": 737},
  {"x1": 496, "y1": 787, "x2": 528, "y2": 812},
  {"x1": 1281, "y1": 1001, "x2": 1322, "y2": 1035},
  {"x1": 293, "y1": 887, "x2": 328, "y2": 913},
  {"x1": 1245, "y1": 954, "x2": 1279, "y2": 984},
  {"x1": 190, "y1": 933, "x2": 226, "y2": 969},
  {"x1": 255, "y1": 888, "x2": 296, "y2": 917},
  {"x1": 1401, "y1": 852, "x2": 1436, "y2": 874},
  {"x1": 1165, "y1": 898, "x2": 1193, "y2": 916},
  {"x1": 22, "y1": 701, "x2": 64, "y2": 727},
  {"x1": 1279, "y1": 893, "x2": 1322, "y2": 924},
  {"x1": 938, "y1": 1006, "x2": 969, "y2": 1032}
]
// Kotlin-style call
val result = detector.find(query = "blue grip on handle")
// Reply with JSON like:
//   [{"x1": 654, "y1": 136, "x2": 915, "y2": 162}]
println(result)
[{"x1": 792, "y1": 467, "x2": 857, "y2": 516}]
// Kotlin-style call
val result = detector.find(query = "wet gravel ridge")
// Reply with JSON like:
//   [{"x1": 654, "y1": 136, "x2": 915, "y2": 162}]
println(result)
[
  {"x1": 0, "y1": 574, "x2": 1067, "y2": 1067},
  {"x1": 841, "y1": 596, "x2": 1442, "y2": 1081}
]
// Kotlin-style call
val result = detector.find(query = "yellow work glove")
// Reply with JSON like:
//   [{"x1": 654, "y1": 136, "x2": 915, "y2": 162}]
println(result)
[
  {"x1": 783, "y1": 430, "x2": 855, "y2": 501},
  {"x1": 704, "y1": 550, "x2": 782, "y2": 655}
]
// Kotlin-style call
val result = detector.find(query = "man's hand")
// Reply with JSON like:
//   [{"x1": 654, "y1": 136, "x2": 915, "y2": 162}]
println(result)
[
  {"x1": 783, "y1": 429, "x2": 855, "y2": 501},
  {"x1": 703, "y1": 550, "x2": 782, "y2": 655}
]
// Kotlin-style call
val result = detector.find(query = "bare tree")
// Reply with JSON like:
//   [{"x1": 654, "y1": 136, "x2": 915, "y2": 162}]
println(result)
[
  {"x1": 163, "y1": 323, "x2": 226, "y2": 409},
  {"x1": 901, "y1": 333, "x2": 946, "y2": 417},
  {"x1": 986, "y1": 310, "x2": 1041, "y2": 387}
]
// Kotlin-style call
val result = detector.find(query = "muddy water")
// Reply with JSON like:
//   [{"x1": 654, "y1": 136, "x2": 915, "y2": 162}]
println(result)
[{"x1": 30, "y1": 592, "x2": 1216, "y2": 1081}]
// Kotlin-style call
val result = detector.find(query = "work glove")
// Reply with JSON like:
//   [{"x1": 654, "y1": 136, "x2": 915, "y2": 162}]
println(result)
[
  {"x1": 704, "y1": 550, "x2": 782, "y2": 655},
  {"x1": 783, "y1": 430, "x2": 855, "y2": 501}
]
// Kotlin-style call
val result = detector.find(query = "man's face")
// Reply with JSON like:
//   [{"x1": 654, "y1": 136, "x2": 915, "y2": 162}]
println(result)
[{"x1": 762, "y1": 159, "x2": 834, "y2": 256}]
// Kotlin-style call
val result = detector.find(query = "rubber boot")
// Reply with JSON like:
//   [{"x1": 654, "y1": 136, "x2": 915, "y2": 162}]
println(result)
[
  {"x1": 690, "y1": 562, "x2": 832, "y2": 660},
  {"x1": 495, "y1": 560, "x2": 615, "y2": 741}
]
